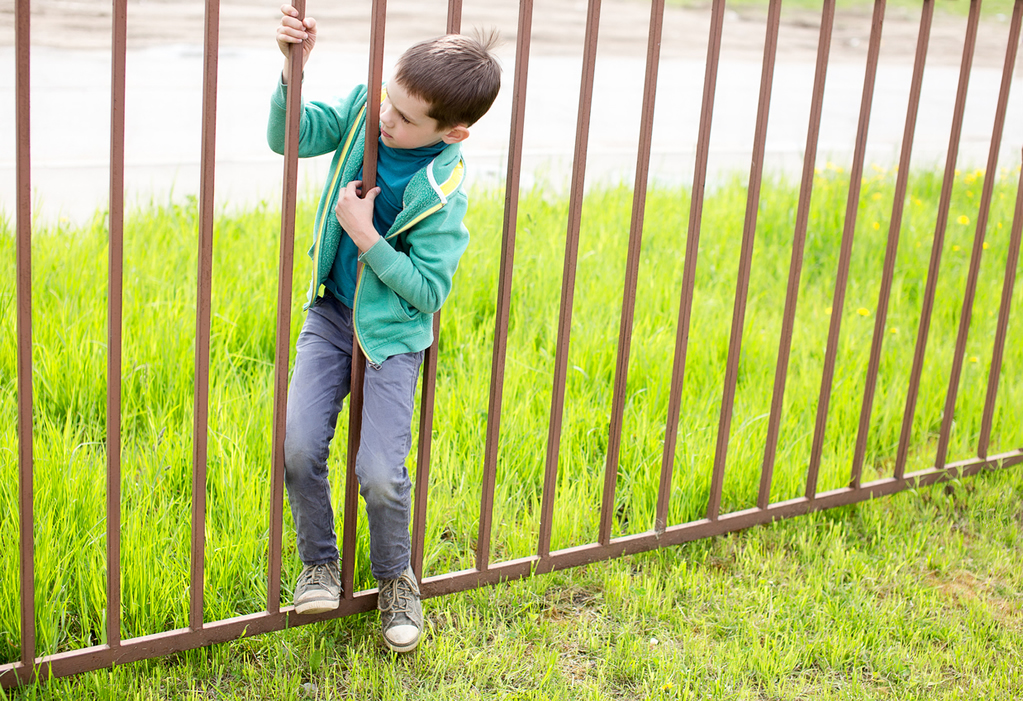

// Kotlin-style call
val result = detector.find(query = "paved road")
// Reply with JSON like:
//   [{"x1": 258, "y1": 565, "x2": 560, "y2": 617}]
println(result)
[{"x1": 2, "y1": 22, "x2": 1021, "y2": 223}]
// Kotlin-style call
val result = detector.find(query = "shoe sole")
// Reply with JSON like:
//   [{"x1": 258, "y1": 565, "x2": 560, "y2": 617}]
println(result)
[
  {"x1": 383, "y1": 635, "x2": 420, "y2": 653},
  {"x1": 295, "y1": 598, "x2": 339, "y2": 615}
]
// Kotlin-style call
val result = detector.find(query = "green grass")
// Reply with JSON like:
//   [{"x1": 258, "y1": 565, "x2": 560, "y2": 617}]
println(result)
[{"x1": 2, "y1": 165, "x2": 1022, "y2": 696}]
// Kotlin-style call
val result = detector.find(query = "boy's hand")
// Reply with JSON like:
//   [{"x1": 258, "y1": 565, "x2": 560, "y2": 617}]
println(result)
[
  {"x1": 335, "y1": 181, "x2": 382, "y2": 254},
  {"x1": 277, "y1": 4, "x2": 316, "y2": 81}
]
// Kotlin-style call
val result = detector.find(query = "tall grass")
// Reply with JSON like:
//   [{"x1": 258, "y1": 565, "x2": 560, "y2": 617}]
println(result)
[{"x1": 1, "y1": 166, "x2": 1021, "y2": 665}]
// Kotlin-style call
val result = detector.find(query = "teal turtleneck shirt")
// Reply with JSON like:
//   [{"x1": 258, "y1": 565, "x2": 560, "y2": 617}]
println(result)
[{"x1": 324, "y1": 139, "x2": 447, "y2": 307}]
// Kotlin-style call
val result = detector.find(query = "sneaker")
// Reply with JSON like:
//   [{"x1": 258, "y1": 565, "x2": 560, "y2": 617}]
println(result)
[
  {"x1": 294, "y1": 561, "x2": 341, "y2": 615},
  {"x1": 378, "y1": 565, "x2": 423, "y2": 652}
]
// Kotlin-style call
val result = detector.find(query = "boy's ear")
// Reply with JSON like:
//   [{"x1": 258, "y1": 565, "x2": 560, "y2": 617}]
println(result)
[{"x1": 440, "y1": 125, "x2": 470, "y2": 144}]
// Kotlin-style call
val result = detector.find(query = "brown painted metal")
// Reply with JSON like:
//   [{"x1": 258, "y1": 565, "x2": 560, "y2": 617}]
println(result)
[
  {"x1": 758, "y1": 0, "x2": 835, "y2": 510},
  {"x1": 411, "y1": 0, "x2": 464, "y2": 579},
  {"x1": 477, "y1": 0, "x2": 534, "y2": 572},
  {"x1": 189, "y1": 0, "x2": 221, "y2": 633},
  {"x1": 979, "y1": 146, "x2": 1023, "y2": 458},
  {"x1": 267, "y1": 0, "x2": 307, "y2": 615},
  {"x1": 446, "y1": 0, "x2": 462, "y2": 34},
  {"x1": 411, "y1": 314, "x2": 441, "y2": 578},
  {"x1": 599, "y1": 0, "x2": 665, "y2": 545},
  {"x1": 935, "y1": 0, "x2": 1021, "y2": 469},
  {"x1": 894, "y1": 0, "x2": 980, "y2": 480},
  {"x1": 8, "y1": 0, "x2": 1023, "y2": 689},
  {"x1": 15, "y1": 0, "x2": 35, "y2": 683},
  {"x1": 538, "y1": 0, "x2": 602, "y2": 559},
  {"x1": 342, "y1": 0, "x2": 388, "y2": 599},
  {"x1": 807, "y1": 1, "x2": 886, "y2": 499},
  {"x1": 656, "y1": 0, "x2": 726, "y2": 532},
  {"x1": 851, "y1": 0, "x2": 934, "y2": 487},
  {"x1": 707, "y1": 0, "x2": 782, "y2": 521},
  {"x1": 106, "y1": 0, "x2": 129, "y2": 649},
  {"x1": 3, "y1": 442, "x2": 1020, "y2": 686}
]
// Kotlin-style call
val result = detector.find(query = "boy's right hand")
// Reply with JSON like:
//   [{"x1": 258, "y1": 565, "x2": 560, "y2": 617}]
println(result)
[{"x1": 277, "y1": 3, "x2": 316, "y2": 80}]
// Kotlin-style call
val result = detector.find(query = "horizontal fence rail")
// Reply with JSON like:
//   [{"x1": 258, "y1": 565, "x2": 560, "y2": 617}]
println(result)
[{"x1": 4, "y1": 0, "x2": 1023, "y2": 687}]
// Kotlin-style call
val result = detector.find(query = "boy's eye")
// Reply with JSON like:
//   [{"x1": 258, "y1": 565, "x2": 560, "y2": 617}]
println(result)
[{"x1": 400, "y1": 114, "x2": 411, "y2": 124}]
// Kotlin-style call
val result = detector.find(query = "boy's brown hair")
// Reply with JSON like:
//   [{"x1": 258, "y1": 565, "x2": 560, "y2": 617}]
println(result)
[{"x1": 393, "y1": 30, "x2": 501, "y2": 129}]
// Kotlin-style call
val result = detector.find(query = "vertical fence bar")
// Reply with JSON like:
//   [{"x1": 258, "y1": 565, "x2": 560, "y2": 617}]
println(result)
[
  {"x1": 894, "y1": 0, "x2": 980, "y2": 479},
  {"x1": 14, "y1": 0, "x2": 36, "y2": 680},
  {"x1": 935, "y1": 0, "x2": 1020, "y2": 469},
  {"x1": 851, "y1": 0, "x2": 934, "y2": 487},
  {"x1": 598, "y1": 0, "x2": 664, "y2": 545},
  {"x1": 190, "y1": 0, "x2": 221, "y2": 631},
  {"x1": 477, "y1": 0, "x2": 533, "y2": 572},
  {"x1": 655, "y1": 0, "x2": 726, "y2": 532},
  {"x1": 537, "y1": 0, "x2": 602, "y2": 559},
  {"x1": 446, "y1": 0, "x2": 462, "y2": 34},
  {"x1": 267, "y1": 0, "x2": 307, "y2": 614},
  {"x1": 807, "y1": 0, "x2": 885, "y2": 498},
  {"x1": 979, "y1": 146, "x2": 1023, "y2": 457},
  {"x1": 758, "y1": 0, "x2": 834, "y2": 509},
  {"x1": 411, "y1": 0, "x2": 465, "y2": 578},
  {"x1": 706, "y1": 0, "x2": 782, "y2": 521},
  {"x1": 342, "y1": 0, "x2": 387, "y2": 598},
  {"x1": 106, "y1": 0, "x2": 129, "y2": 648}
]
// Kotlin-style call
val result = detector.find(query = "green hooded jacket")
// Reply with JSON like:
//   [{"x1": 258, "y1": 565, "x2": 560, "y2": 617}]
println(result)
[{"x1": 268, "y1": 80, "x2": 470, "y2": 366}]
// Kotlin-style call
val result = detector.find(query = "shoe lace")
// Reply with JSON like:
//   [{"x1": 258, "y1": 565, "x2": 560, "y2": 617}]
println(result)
[
  {"x1": 300, "y1": 563, "x2": 338, "y2": 590},
  {"x1": 380, "y1": 572, "x2": 416, "y2": 616}
]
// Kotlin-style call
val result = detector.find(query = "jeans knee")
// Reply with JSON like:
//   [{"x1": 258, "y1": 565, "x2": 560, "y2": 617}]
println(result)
[
  {"x1": 356, "y1": 458, "x2": 409, "y2": 508},
  {"x1": 284, "y1": 432, "x2": 328, "y2": 487}
]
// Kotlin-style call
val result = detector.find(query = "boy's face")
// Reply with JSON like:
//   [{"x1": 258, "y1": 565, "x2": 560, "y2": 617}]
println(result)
[{"x1": 380, "y1": 79, "x2": 468, "y2": 150}]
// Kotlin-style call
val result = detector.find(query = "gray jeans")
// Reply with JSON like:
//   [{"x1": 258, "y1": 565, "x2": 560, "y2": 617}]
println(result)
[{"x1": 284, "y1": 292, "x2": 423, "y2": 581}]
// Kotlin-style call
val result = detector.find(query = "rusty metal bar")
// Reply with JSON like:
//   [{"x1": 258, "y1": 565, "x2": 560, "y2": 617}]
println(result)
[
  {"x1": 894, "y1": 0, "x2": 980, "y2": 479},
  {"x1": 106, "y1": 0, "x2": 129, "y2": 648},
  {"x1": 758, "y1": 0, "x2": 834, "y2": 509},
  {"x1": 10, "y1": 443, "x2": 1021, "y2": 687},
  {"x1": 477, "y1": 0, "x2": 534, "y2": 572},
  {"x1": 268, "y1": 0, "x2": 307, "y2": 616},
  {"x1": 851, "y1": 0, "x2": 934, "y2": 487},
  {"x1": 410, "y1": 0, "x2": 465, "y2": 579},
  {"x1": 341, "y1": 0, "x2": 387, "y2": 598},
  {"x1": 979, "y1": 146, "x2": 1023, "y2": 457},
  {"x1": 599, "y1": 0, "x2": 664, "y2": 545},
  {"x1": 189, "y1": 0, "x2": 221, "y2": 632},
  {"x1": 537, "y1": 0, "x2": 602, "y2": 559},
  {"x1": 935, "y1": 0, "x2": 1021, "y2": 468},
  {"x1": 411, "y1": 315, "x2": 440, "y2": 578},
  {"x1": 446, "y1": 0, "x2": 462, "y2": 34},
  {"x1": 807, "y1": 1, "x2": 886, "y2": 498},
  {"x1": 655, "y1": 0, "x2": 726, "y2": 532},
  {"x1": 14, "y1": 0, "x2": 35, "y2": 682},
  {"x1": 707, "y1": 0, "x2": 782, "y2": 521}
]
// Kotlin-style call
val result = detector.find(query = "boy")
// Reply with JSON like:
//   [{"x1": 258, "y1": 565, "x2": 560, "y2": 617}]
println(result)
[{"x1": 269, "y1": 4, "x2": 500, "y2": 652}]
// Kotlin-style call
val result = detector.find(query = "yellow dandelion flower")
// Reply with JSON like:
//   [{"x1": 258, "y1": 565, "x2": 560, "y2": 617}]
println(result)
[
  {"x1": 857, "y1": 307, "x2": 871, "y2": 317},
  {"x1": 825, "y1": 306, "x2": 833, "y2": 315},
  {"x1": 955, "y1": 168, "x2": 962, "y2": 177},
  {"x1": 826, "y1": 161, "x2": 837, "y2": 171},
  {"x1": 815, "y1": 167, "x2": 821, "y2": 176},
  {"x1": 913, "y1": 198, "x2": 923, "y2": 206},
  {"x1": 952, "y1": 245, "x2": 961, "y2": 252},
  {"x1": 872, "y1": 222, "x2": 881, "y2": 230},
  {"x1": 964, "y1": 173, "x2": 976, "y2": 185},
  {"x1": 871, "y1": 192, "x2": 882, "y2": 201},
  {"x1": 983, "y1": 241, "x2": 990, "y2": 249},
  {"x1": 957, "y1": 215, "x2": 970, "y2": 225},
  {"x1": 997, "y1": 222, "x2": 1003, "y2": 229},
  {"x1": 966, "y1": 190, "x2": 974, "y2": 198},
  {"x1": 890, "y1": 327, "x2": 899, "y2": 334},
  {"x1": 969, "y1": 356, "x2": 979, "y2": 363}
]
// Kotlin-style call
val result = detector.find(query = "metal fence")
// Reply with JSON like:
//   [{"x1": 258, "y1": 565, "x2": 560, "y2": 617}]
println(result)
[{"x1": 4, "y1": 0, "x2": 1023, "y2": 687}]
